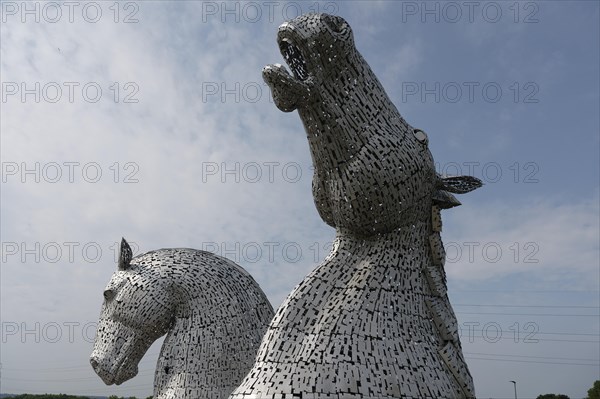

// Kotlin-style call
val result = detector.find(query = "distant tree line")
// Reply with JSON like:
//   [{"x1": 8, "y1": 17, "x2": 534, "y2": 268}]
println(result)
[
  {"x1": 534, "y1": 380, "x2": 600, "y2": 399},
  {"x1": 7, "y1": 395, "x2": 152, "y2": 399},
  {"x1": 588, "y1": 380, "x2": 600, "y2": 399},
  {"x1": 108, "y1": 396, "x2": 153, "y2": 399},
  {"x1": 5, "y1": 380, "x2": 599, "y2": 399},
  {"x1": 11, "y1": 393, "x2": 90, "y2": 399},
  {"x1": 108, "y1": 395, "x2": 151, "y2": 399},
  {"x1": 10, "y1": 395, "x2": 92, "y2": 399}
]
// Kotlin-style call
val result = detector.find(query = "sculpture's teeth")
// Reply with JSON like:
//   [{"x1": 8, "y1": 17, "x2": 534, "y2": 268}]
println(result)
[{"x1": 279, "y1": 37, "x2": 308, "y2": 81}]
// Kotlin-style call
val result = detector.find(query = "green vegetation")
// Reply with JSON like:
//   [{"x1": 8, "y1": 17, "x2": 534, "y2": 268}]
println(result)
[
  {"x1": 536, "y1": 394, "x2": 570, "y2": 399},
  {"x1": 5, "y1": 395, "x2": 149, "y2": 399},
  {"x1": 587, "y1": 380, "x2": 600, "y2": 399},
  {"x1": 10, "y1": 395, "x2": 92, "y2": 399}
]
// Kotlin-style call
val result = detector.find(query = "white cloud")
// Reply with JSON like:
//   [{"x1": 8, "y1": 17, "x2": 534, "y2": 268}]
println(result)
[
  {"x1": 443, "y1": 193, "x2": 599, "y2": 287},
  {"x1": 1, "y1": 2, "x2": 598, "y2": 399}
]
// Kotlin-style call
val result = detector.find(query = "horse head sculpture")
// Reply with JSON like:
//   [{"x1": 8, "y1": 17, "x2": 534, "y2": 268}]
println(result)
[
  {"x1": 91, "y1": 238, "x2": 274, "y2": 398},
  {"x1": 231, "y1": 13, "x2": 482, "y2": 399}
]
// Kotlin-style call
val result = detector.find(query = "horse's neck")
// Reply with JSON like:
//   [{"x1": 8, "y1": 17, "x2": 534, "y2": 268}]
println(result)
[
  {"x1": 150, "y1": 262, "x2": 225, "y2": 398},
  {"x1": 152, "y1": 277, "x2": 267, "y2": 399},
  {"x1": 153, "y1": 306, "x2": 232, "y2": 398},
  {"x1": 158, "y1": 308, "x2": 214, "y2": 366},
  {"x1": 326, "y1": 204, "x2": 442, "y2": 307},
  {"x1": 333, "y1": 205, "x2": 434, "y2": 260}
]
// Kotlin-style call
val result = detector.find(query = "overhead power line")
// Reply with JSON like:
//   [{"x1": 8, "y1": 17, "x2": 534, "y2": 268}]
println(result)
[
  {"x1": 465, "y1": 355, "x2": 599, "y2": 367},
  {"x1": 463, "y1": 351, "x2": 600, "y2": 362},
  {"x1": 456, "y1": 311, "x2": 599, "y2": 317},
  {"x1": 454, "y1": 303, "x2": 600, "y2": 309}
]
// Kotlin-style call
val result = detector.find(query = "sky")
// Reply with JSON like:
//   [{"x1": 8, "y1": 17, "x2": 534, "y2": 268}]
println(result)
[{"x1": 0, "y1": 1, "x2": 598, "y2": 398}]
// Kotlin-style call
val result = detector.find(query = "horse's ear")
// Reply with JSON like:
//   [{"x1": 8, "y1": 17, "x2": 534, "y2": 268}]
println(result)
[
  {"x1": 118, "y1": 238, "x2": 133, "y2": 270},
  {"x1": 437, "y1": 175, "x2": 483, "y2": 194}
]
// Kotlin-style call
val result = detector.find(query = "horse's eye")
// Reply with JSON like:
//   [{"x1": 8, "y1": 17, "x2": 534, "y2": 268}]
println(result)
[
  {"x1": 103, "y1": 290, "x2": 115, "y2": 301},
  {"x1": 413, "y1": 129, "x2": 429, "y2": 145}
]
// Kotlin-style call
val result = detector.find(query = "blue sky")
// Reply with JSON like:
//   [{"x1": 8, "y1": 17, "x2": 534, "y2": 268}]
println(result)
[{"x1": 1, "y1": 1, "x2": 598, "y2": 398}]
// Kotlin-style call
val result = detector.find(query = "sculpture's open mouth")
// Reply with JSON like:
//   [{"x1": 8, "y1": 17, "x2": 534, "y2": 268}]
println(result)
[
  {"x1": 262, "y1": 22, "x2": 313, "y2": 112},
  {"x1": 279, "y1": 37, "x2": 308, "y2": 81}
]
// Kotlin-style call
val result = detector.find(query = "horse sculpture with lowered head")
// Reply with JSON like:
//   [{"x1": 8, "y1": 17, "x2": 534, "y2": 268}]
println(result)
[{"x1": 90, "y1": 238, "x2": 274, "y2": 399}]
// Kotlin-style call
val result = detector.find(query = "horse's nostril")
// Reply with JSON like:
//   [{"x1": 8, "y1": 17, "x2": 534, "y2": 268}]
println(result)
[{"x1": 90, "y1": 358, "x2": 99, "y2": 370}]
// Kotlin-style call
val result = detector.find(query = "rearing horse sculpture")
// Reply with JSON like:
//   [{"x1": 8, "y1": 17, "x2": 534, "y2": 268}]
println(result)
[
  {"x1": 90, "y1": 239, "x2": 274, "y2": 399},
  {"x1": 230, "y1": 13, "x2": 482, "y2": 399}
]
